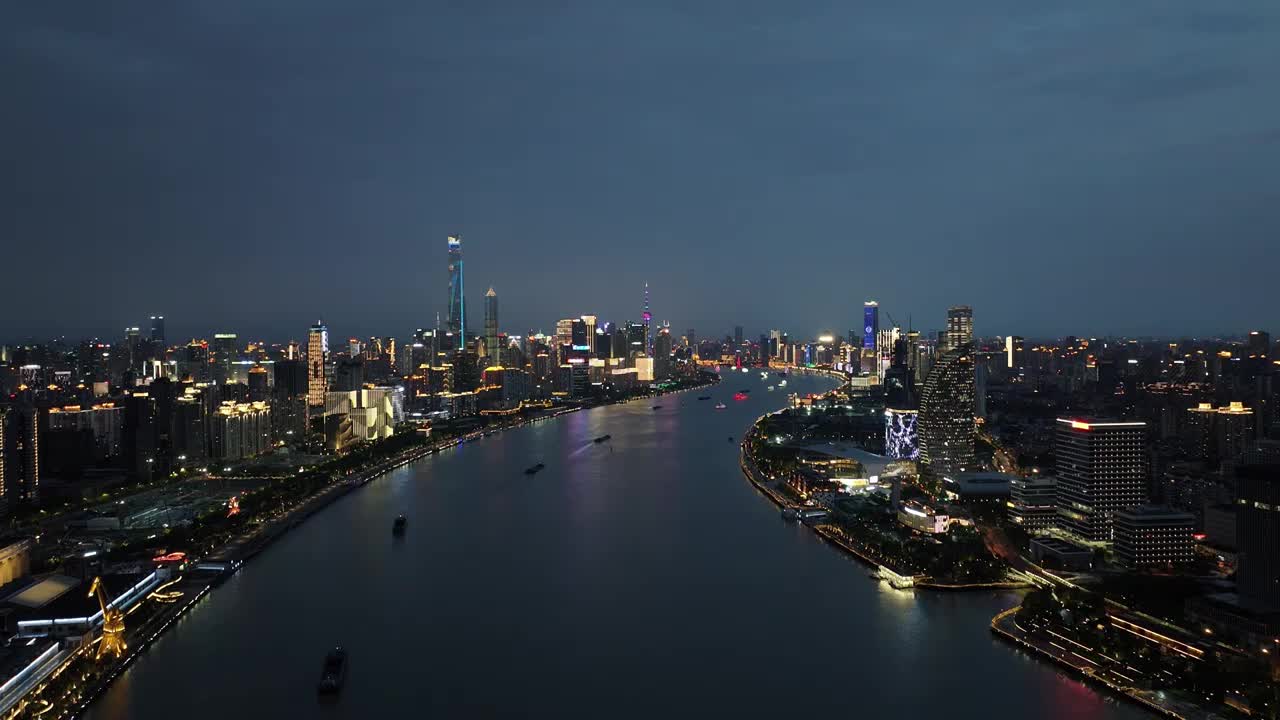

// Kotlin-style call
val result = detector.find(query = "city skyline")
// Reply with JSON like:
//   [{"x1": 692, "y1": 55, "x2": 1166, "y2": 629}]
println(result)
[{"x1": 5, "y1": 4, "x2": 1280, "y2": 340}]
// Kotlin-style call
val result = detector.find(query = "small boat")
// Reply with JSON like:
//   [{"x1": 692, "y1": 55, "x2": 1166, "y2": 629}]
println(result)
[
  {"x1": 593, "y1": 434, "x2": 612, "y2": 443},
  {"x1": 714, "y1": 402, "x2": 726, "y2": 410},
  {"x1": 697, "y1": 395, "x2": 711, "y2": 401},
  {"x1": 651, "y1": 405, "x2": 662, "y2": 410},
  {"x1": 392, "y1": 515, "x2": 407, "y2": 535},
  {"x1": 738, "y1": 389, "x2": 750, "y2": 394},
  {"x1": 767, "y1": 386, "x2": 775, "y2": 391},
  {"x1": 317, "y1": 647, "x2": 347, "y2": 696},
  {"x1": 524, "y1": 462, "x2": 545, "y2": 475},
  {"x1": 778, "y1": 380, "x2": 787, "y2": 387},
  {"x1": 728, "y1": 436, "x2": 734, "y2": 442},
  {"x1": 733, "y1": 392, "x2": 748, "y2": 401}
]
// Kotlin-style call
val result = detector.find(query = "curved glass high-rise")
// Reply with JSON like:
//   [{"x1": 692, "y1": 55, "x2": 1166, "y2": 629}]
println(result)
[
  {"x1": 447, "y1": 236, "x2": 465, "y2": 349},
  {"x1": 918, "y1": 345, "x2": 975, "y2": 477}
]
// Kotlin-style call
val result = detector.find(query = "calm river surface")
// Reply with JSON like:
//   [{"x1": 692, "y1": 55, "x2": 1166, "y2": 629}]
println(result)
[{"x1": 86, "y1": 372, "x2": 1147, "y2": 719}]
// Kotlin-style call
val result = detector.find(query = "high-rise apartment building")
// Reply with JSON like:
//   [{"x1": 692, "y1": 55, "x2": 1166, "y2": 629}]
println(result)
[
  {"x1": 918, "y1": 346, "x2": 976, "y2": 477},
  {"x1": 307, "y1": 322, "x2": 329, "y2": 408},
  {"x1": 447, "y1": 235, "x2": 465, "y2": 348},
  {"x1": 1054, "y1": 418, "x2": 1148, "y2": 543},
  {"x1": 1185, "y1": 402, "x2": 1256, "y2": 465}
]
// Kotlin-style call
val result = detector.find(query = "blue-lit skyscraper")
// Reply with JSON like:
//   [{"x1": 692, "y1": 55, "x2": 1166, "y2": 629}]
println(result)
[
  {"x1": 862, "y1": 301, "x2": 878, "y2": 350},
  {"x1": 447, "y1": 236, "x2": 465, "y2": 349}
]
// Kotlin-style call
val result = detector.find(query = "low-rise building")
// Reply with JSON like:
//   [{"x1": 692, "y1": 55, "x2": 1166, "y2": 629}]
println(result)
[
  {"x1": 1030, "y1": 537, "x2": 1093, "y2": 571},
  {"x1": 1113, "y1": 505, "x2": 1195, "y2": 569},
  {"x1": 1008, "y1": 475, "x2": 1058, "y2": 531}
]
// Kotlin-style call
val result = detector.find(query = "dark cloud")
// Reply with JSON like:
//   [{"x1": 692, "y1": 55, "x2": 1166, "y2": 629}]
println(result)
[{"x1": 2, "y1": 0, "x2": 1277, "y2": 342}]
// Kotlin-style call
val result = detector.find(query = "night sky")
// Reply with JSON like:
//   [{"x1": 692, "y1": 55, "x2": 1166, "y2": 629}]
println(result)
[{"x1": 4, "y1": 1, "x2": 1278, "y2": 343}]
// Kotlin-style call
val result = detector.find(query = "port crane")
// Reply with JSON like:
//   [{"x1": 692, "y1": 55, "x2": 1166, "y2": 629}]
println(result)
[{"x1": 88, "y1": 576, "x2": 127, "y2": 661}]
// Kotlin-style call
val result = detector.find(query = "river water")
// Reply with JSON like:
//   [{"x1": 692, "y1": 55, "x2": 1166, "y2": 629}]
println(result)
[{"x1": 85, "y1": 372, "x2": 1147, "y2": 719}]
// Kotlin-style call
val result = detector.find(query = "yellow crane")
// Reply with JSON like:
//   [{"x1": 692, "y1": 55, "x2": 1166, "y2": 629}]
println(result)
[{"x1": 88, "y1": 576, "x2": 127, "y2": 661}]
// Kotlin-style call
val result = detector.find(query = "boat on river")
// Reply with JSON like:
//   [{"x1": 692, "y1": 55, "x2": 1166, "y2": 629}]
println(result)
[
  {"x1": 714, "y1": 402, "x2": 726, "y2": 410},
  {"x1": 593, "y1": 434, "x2": 612, "y2": 443},
  {"x1": 392, "y1": 515, "x2": 407, "y2": 535},
  {"x1": 524, "y1": 462, "x2": 545, "y2": 475},
  {"x1": 317, "y1": 647, "x2": 347, "y2": 696}
]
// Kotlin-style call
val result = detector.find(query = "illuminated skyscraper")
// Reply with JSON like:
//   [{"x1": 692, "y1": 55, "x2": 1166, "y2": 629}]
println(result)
[
  {"x1": 944, "y1": 306, "x2": 973, "y2": 353},
  {"x1": 580, "y1": 315, "x2": 597, "y2": 359},
  {"x1": 1004, "y1": 335, "x2": 1024, "y2": 370},
  {"x1": 642, "y1": 283, "x2": 652, "y2": 352},
  {"x1": 918, "y1": 346, "x2": 976, "y2": 477},
  {"x1": 654, "y1": 327, "x2": 672, "y2": 379},
  {"x1": 1054, "y1": 418, "x2": 1148, "y2": 543},
  {"x1": 484, "y1": 288, "x2": 499, "y2": 364},
  {"x1": 150, "y1": 315, "x2": 165, "y2": 345},
  {"x1": 447, "y1": 236, "x2": 465, "y2": 348},
  {"x1": 307, "y1": 322, "x2": 329, "y2": 408},
  {"x1": 862, "y1": 301, "x2": 878, "y2": 351}
]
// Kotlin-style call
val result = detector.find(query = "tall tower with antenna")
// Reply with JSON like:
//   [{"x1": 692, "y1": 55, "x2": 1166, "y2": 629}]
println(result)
[{"x1": 642, "y1": 283, "x2": 652, "y2": 355}]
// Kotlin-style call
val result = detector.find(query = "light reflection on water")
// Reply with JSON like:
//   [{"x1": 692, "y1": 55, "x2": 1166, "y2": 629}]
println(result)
[{"x1": 85, "y1": 376, "x2": 1149, "y2": 720}]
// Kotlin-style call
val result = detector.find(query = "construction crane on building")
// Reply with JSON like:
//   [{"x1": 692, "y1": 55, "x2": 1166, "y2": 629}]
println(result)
[{"x1": 89, "y1": 576, "x2": 127, "y2": 661}]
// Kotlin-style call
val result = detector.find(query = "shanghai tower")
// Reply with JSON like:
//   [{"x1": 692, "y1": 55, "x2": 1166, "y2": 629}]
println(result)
[{"x1": 447, "y1": 235, "x2": 465, "y2": 349}]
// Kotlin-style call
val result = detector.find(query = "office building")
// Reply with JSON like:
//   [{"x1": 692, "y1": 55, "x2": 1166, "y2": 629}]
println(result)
[
  {"x1": 1008, "y1": 476, "x2": 1058, "y2": 531},
  {"x1": 918, "y1": 347, "x2": 976, "y2": 477},
  {"x1": 635, "y1": 357, "x2": 655, "y2": 382},
  {"x1": 1113, "y1": 505, "x2": 1195, "y2": 568},
  {"x1": 654, "y1": 328, "x2": 672, "y2": 379},
  {"x1": 580, "y1": 315, "x2": 597, "y2": 359},
  {"x1": 484, "y1": 288, "x2": 500, "y2": 364},
  {"x1": 324, "y1": 387, "x2": 402, "y2": 452},
  {"x1": 642, "y1": 283, "x2": 652, "y2": 352},
  {"x1": 333, "y1": 358, "x2": 364, "y2": 393},
  {"x1": 307, "y1": 322, "x2": 329, "y2": 408},
  {"x1": 247, "y1": 365, "x2": 269, "y2": 402},
  {"x1": 1054, "y1": 418, "x2": 1149, "y2": 543},
  {"x1": 626, "y1": 322, "x2": 646, "y2": 359},
  {"x1": 1005, "y1": 335, "x2": 1024, "y2": 369},
  {"x1": 943, "y1": 306, "x2": 973, "y2": 353},
  {"x1": 447, "y1": 235, "x2": 466, "y2": 347},
  {"x1": 172, "y1": 392, "x2": 207, "y2": 461},
  {"x1": 1235, "y1": 463, "x2": 1280, "y2": 607},
  {"x1": 884, "y1": 408, "x2": 919, "y2": 460},
  {"x1": 150, "y1": 315, "x2": 165, "y2": 345}
]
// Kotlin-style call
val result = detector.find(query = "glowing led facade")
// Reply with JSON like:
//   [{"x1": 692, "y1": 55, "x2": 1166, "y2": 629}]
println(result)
[{"x1": 884, "y1": 408, "x2": 919, "y2": 460}]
